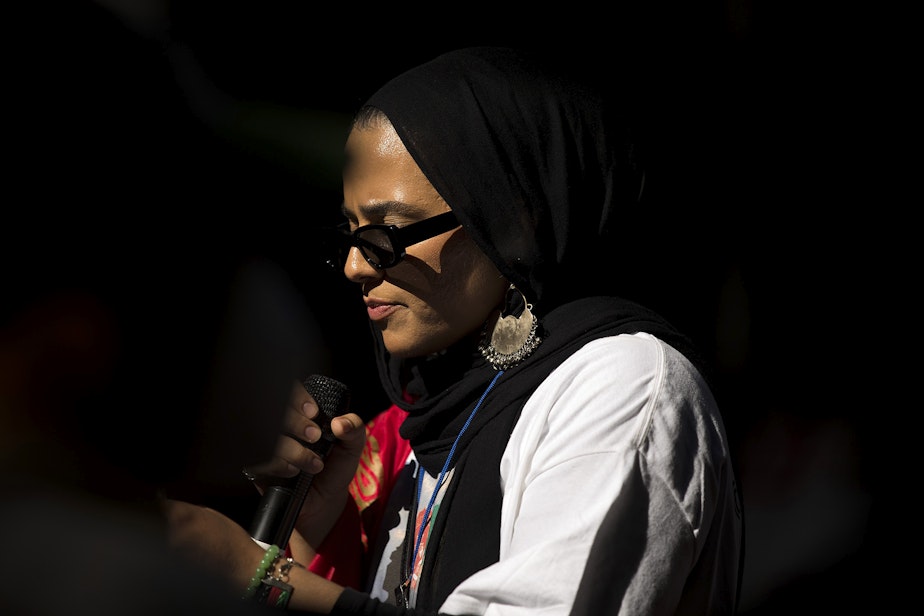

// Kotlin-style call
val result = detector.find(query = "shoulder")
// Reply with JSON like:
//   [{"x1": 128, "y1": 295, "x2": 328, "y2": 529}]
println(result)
[
  {"x1": 533, "y1": 332, "x2": 709, "y2": 410},
  {"x1": 562, "y1": 331, "x2": 704, "y2": 384},
  {"x1": 550, "y1": 334, "x2": 733, "y2": 493},
  {"x1": 520, "y1": 333, "x2": 720, "y2": 447}
]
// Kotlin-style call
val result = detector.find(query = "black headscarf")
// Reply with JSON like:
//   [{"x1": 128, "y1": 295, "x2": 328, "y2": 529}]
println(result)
[
  {"x1": 360, "y1": 47, "x2": 709, "y2": 610},
  {"x1": 367, "y1": 47, "x2": 644, "y2": 310}
]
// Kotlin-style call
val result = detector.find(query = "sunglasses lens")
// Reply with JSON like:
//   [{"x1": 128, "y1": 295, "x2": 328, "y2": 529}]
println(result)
[{"x1": 356, "y1": 228, "x2": 397, "y2": 268}]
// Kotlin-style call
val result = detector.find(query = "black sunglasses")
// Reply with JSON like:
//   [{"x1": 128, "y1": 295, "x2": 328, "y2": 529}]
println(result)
[{"x1": 326, "y1": 210, "x2": 460, "y2": 270}]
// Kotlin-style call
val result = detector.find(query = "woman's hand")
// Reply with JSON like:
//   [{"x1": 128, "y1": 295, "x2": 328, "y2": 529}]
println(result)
[
  {"x1": 163, "y1": 498, "x2": 265, "y2": 591},
  {"x1": 164, "y1": 499, "x2": 344, "y2": 613},
  {"x1": 246, "y1": 380, "x2": 366, "y2": 549}
]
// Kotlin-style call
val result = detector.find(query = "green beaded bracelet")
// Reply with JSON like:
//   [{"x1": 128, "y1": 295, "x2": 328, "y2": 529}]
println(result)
[{"x1": 241, "y1": 544, "x2": 281, "y2": 600}]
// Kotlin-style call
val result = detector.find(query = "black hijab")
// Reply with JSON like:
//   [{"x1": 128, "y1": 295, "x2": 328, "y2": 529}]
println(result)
[{"x1": 360, "y1": 47, "x2": 708, "y2": 610}]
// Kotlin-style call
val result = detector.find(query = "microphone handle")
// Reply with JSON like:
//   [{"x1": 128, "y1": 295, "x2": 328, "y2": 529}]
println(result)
[{"x1": 249, "y1": 375, "x2": 349, "y2": 549}]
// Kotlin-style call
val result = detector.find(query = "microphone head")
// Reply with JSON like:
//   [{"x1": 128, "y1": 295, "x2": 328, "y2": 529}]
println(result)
[
  {"x1": 302, "y1": 374, "x2": 351, "y2": 422},
  {"x1": 302, "y1": 375, "x2": 351, "y2": 452}
]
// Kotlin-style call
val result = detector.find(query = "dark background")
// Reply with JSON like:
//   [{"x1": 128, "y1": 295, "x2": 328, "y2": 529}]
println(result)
[{"x1": 10, "y1": 1, "x2": 881, "y2": 613}]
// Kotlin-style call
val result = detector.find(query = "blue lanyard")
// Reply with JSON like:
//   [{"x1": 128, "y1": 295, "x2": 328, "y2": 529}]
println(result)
[{"x1": 404, "y1": 369, "x2": 505, "y2": 597}]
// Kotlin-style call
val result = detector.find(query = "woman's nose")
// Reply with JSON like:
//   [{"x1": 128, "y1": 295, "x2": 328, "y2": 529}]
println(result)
[{"x1": 343, "y1": 246, "x2": 382, "y2": 283}]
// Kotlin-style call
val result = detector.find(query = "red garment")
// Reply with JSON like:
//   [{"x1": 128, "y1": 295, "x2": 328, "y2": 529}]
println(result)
[{"x1": 308, "y1": 403, "x2": 411, "y2": 587}]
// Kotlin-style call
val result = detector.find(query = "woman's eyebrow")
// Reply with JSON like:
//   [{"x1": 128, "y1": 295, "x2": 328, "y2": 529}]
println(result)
[{"x1": 341, "y1": 201, "x2": 422, "y2": 219}]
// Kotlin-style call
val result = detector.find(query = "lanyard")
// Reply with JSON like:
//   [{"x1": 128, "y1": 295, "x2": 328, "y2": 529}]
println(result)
[{"x1": 395, "y1": 369, "x2": 504, "y2": 607}]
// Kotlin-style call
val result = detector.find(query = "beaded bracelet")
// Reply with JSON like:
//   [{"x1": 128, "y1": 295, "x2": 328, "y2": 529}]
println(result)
[{"x1": 241, "y1": 544, "x2": 281, "y2": 601}]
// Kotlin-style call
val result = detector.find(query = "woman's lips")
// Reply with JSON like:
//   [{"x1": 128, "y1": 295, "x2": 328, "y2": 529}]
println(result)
[{"x1": 366, "y1": 301, "x2": 399, "y2": 321}]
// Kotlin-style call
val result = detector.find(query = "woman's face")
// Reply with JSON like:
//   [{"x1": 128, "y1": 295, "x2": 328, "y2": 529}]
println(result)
[{"x1": 341, "y1": 118, "x2": 507, "y2": 358}]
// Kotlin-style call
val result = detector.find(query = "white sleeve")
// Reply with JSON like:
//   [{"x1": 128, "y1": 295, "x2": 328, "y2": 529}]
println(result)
[{"x1": 439, "y1": 332, "x2": 736, "y2": 616}]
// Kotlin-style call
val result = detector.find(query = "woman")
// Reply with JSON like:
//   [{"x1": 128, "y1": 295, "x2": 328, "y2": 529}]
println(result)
[{"x1": 166, "y1": 46, "x2": 742, "y2": 615}]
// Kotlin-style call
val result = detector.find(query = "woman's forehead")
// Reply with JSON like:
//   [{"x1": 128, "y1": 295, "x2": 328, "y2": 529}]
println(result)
[{"x1": 343, "y1": 126, "x2": 448, "y2": 220}]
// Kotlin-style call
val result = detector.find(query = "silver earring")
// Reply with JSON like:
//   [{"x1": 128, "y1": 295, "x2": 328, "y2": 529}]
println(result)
[{"x1": 479, "y1": 284, "x2": 541, "y2": 370}]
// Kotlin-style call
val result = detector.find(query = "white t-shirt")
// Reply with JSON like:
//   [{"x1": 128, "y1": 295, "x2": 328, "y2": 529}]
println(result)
[{"x1": 432, "y1": 332, "x2": 742, "y2": 615}]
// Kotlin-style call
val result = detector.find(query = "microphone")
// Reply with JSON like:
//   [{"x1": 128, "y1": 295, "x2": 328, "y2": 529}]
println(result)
[{"x1": 248, "y1": 374, "x2": 351, "y2": 549}]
